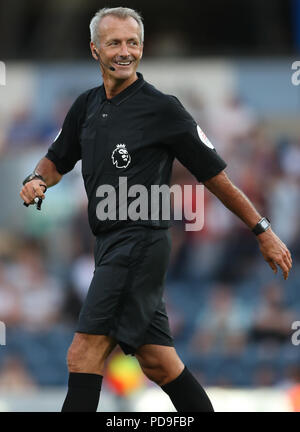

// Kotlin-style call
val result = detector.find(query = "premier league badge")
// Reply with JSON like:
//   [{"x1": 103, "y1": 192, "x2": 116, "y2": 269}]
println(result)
[{"x1": 111, "y1": 144, "x2": 131, "y2": 169}]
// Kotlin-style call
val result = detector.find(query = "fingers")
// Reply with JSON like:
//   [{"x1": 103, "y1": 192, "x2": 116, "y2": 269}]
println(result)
[
  {"x1": 280, "y1": 242, "x2": 293, "y2": 268},
  {"x1": 267, "y1": 259, "x2": 278, "y2": 275},
  {"x1": 281, "y1": 260, "x2": 289, "y2": 281},
  {"x1": 20, "y1": 189, "x2": 35, "y2": 205},
  {"x1": 278, "y1": 257, "x2": 289, "y2": 280},
  {"x1": 262, "y1": 234, "x2": 293, "y2": 280},
  {"x1": 20, "y1": 180, "x2": 46, "y2": 205},
  {"x1": 271, "y1": 254, "x2": 291, "y2": 280},
  {"x1": 279, "y1": 245, "x2": 293, "y2": 280},
  {"x1": 39, "y1": 183, "x2": 47, "y2": 193},
  {"x1": 286, "y1": 249, "x2": 293, "y2": 268},
  {"x1": 282, "y1": 253, "x2": 291, "y2": 273}
]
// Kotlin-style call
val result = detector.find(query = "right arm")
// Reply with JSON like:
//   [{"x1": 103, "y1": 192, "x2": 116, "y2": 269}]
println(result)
[
  {"x1": 20, "y1": 91, "x2": 87, "y2": 206},
  {"x1": 34, "y1": 156, "x2": 63, "y2": 187},
  {"x1": 19, "y1": 157, "x2": 62, "y2": 205}
]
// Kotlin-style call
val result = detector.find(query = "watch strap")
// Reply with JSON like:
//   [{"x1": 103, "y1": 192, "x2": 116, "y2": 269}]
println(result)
[
  {"x1": 23, "y1": 172, "x2": 47, "y2": 192},
  {"x1": 252, "y1": 217, "x2": 271, "y2": 235}
]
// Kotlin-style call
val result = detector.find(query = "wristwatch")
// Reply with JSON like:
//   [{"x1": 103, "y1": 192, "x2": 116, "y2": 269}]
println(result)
[
  {"x1": 252, "y1": 217, "x2": 271, "y2": 235},
  {"x1": 23, "y1": 171, "x2": 47, "y2": 192}
]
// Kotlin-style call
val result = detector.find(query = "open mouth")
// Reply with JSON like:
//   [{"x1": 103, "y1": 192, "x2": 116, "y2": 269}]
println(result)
[{"x1": 114, "y1": 60, "x2": 133, "y2": 67}]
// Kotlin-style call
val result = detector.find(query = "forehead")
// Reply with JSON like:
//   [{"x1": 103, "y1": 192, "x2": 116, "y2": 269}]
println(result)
[{"x1": 98, "y1": 15, "x2": 141, "y2": 41}]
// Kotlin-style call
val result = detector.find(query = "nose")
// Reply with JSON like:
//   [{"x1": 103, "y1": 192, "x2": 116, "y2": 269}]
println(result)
[{"x1": 119, "y1": 42, "x2": 130, "y2": 57}]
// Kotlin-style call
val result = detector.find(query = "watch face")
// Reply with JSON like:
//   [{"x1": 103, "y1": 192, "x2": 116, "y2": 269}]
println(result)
[{"x1": 261, "y1": 219, "x2": 269, "y2": 230}]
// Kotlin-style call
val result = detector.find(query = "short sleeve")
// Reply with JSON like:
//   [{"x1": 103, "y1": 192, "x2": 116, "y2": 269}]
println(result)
[
  {"x1": 162, "y1": 96, "x2": 227, "y2": 183},
  {"x1": 45, "y1": 92, "x2": 87, "y2": 175}
]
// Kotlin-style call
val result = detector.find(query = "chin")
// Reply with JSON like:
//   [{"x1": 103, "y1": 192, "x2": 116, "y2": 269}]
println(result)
[{"x1": 114, "y1": 69, "x2": 136, "y2": 80}]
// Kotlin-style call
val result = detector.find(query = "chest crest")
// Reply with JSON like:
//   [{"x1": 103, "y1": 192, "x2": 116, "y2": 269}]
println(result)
[{"x1": 111, "y1": 144, "x2": 131, "y2": 169}]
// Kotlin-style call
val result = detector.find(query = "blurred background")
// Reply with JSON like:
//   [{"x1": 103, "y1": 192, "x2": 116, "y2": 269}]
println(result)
[{"x1": 0, "y1": 0, "x2": 300, "y2": 412}]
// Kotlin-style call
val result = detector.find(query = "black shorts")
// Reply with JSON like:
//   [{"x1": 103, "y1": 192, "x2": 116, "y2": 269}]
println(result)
[{"x1": 76, "y1": 225, "x2": 174, "y2": 355}]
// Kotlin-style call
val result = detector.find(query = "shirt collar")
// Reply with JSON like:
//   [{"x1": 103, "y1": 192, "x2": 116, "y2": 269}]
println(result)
[{"x1": 99, "y1": 72, "x2": 145, "y2": 106}]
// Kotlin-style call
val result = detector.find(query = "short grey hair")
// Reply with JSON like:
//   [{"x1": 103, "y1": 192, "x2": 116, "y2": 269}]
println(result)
[{"x1": 90, "y1": 7, "x2": 144, "y2": 48}]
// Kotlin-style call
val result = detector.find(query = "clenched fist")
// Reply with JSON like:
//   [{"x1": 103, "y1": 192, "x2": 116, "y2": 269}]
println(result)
[{"x1": 20, "y1": 178, "x2": 47, "y2": 206}]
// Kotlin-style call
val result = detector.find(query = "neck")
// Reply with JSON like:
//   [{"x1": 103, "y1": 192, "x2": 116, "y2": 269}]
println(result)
[{"x1": 102, "y1": 72, "x2": 138, "y2": 99}]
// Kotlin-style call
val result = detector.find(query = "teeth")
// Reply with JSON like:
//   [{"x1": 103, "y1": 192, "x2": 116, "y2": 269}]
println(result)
[{"x1": 117, "y1": 62, "x2": 131, "y2": 65}]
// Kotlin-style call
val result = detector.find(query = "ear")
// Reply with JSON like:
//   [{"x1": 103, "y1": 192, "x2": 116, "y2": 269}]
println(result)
[
  {"x1": 139, "y1": 44, "x2": 144, "y2": 60},
  {"x1": 90, "y1": 42, "x2": 99, "y2": 61}
]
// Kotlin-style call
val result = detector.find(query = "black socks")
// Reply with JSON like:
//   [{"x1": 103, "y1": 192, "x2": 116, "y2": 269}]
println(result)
[
  {"x1": 61, "y1": 367, "x2": 213, "y2": 412},
  {"x1": 61, "y1": 372, "x2": 103, "y2": 412},
  {"x1": 161, "y1": 366, "x2": 214, "y2": 412}
]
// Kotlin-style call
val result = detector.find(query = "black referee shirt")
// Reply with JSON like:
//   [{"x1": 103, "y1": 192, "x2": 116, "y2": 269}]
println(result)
[{"x1": 45, "y1": 72, "x2": 227, "y2": 235}]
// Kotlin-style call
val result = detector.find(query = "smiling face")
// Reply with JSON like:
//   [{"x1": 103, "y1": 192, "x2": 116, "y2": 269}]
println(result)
[{"x1": 91, "y1": 15, "x2": 143, "y2": 82}]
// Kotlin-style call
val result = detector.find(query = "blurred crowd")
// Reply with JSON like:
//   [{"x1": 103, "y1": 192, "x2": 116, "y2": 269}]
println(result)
[{"x1": 0, "y1": 87, "x2": 300, "y2": 397}]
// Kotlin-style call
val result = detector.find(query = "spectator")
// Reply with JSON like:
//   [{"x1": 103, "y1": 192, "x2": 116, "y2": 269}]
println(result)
[
  {"x1": 5, "y1": 241, "x2": 65, "y2": 331},
  {"x1": 0, "y1": 356, "x2": 37, "y2": 391},
  {"x1": 4, "y1": 107, "x2": 40, "y2": 153},
  {"x1": 190, "y1": 284, "x2": 252, "y2": 355}
]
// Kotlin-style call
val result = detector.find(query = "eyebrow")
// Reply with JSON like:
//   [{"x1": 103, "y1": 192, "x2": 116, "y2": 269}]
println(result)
[{"x1": 105, "y1": 37, "x2": 139, "y2": 44}]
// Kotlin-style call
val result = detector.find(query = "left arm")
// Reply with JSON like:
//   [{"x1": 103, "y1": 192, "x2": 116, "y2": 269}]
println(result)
[{"x1": 204, "y1": 170, "x2": 293, "y2": 280}]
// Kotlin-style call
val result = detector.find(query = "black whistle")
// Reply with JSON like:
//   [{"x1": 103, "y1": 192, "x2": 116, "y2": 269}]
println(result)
[{"x1": 23, "y1": 197, "x2": 43, "y2": 210}]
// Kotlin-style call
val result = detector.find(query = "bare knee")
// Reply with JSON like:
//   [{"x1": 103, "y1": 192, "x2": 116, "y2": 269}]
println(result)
[
  {"x1": 67, "y1": 333, "x2": 116, "y2": 374},
  {"x1": 135, "y1": 345, "x2": 184, "y2": 387},
  {"x1": 138, "y1": 358, "x2": 168, "y2": 386}
]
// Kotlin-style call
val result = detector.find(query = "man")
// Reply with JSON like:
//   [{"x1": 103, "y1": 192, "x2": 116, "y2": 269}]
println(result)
[{"x1": 20, "y1": 7, "x2": 292, "y2": 412}]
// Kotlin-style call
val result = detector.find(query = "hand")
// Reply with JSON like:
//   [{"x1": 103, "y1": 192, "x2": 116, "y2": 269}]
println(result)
[
  {"x1": 257, "y1": 229, "x2": 292, "y2": 280},
  {"x1": 20, "y1": 179, "x2": 47, "y2": 206}
]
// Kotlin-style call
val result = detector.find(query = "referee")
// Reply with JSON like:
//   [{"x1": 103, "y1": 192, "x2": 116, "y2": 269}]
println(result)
[{"x1": 20, "y1": 7, "x2": 292, "y2": 412}]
